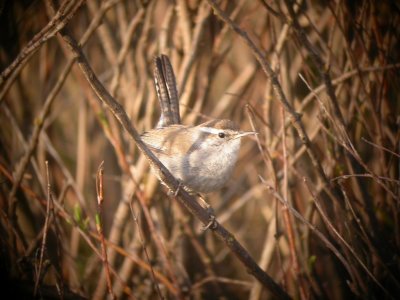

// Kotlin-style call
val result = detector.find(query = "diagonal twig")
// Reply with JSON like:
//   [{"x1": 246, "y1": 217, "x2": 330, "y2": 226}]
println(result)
[{"x1": 59, "y1": 31, "x2": 291, "y2": 300}]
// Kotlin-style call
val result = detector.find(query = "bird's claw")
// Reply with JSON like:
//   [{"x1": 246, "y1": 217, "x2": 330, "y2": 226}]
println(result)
[{"x1": 202, "y1": 214, "x2": 217, "y2": 231}]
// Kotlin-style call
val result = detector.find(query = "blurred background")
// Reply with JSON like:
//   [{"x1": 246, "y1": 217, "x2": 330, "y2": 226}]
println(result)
[{"x1": 1, "y1": 0, "x2": 399, "y2": 299}]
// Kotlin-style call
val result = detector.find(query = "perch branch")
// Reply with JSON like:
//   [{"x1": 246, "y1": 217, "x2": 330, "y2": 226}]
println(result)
[{"x1": 59, "y1": 31, "x2": 291, "y2": 300}]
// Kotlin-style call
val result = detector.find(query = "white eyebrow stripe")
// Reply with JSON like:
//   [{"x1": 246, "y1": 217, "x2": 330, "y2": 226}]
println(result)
[{"x1": 199, "y1": 127, "x2": 222, "y2": 135}]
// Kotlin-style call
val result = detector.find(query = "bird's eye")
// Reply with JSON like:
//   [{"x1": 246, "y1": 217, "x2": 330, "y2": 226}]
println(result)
[{"x1": 218, "y1": 132, "x2": 225, "y2": 138}]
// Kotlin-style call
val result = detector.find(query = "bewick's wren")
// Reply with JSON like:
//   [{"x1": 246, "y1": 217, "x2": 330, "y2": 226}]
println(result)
[
  {"x1": 142, "y1": 55, "x2": 255, "y2": 194},
  {"x1": 141, "y1": 118, "x2": 255, "y2": 193}
]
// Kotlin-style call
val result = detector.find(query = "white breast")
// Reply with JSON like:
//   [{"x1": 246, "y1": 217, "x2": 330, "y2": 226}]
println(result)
[{"x1": 165, "y1": 138, "x2": 242, "y2": 193}]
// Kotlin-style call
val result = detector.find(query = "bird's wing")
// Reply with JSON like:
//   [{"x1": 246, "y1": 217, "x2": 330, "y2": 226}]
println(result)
[{"x1": 140, "y1": 125, "x2": 189, "y2": 156}]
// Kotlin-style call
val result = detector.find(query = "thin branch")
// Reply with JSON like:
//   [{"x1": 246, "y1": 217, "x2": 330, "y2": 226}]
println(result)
[
  {"x1": 95, "y1": 162, "x2": 116, "y2": 299},
  {"x1": 302, "y1": 178, "x2": 392, "y2": 298},
  {"x1": 59, "y1": 31, "x2": 291, "y2": 300},
  {"x1": 128, "y1": 202, "x2": 164, "y2": 300},
  {"x1": 6, "y1": 0, "x2": 120, "y2": 238},
  {"x1": 260, "y1": 178, "x2": 354, "y2": 282},
  {"x1": 331, "y1": 174, "x2": 400, "y2": 184},
  {"x1": 280, "y1": 107, "x2": 308, "y2": 300},
  {"x1": 362, "y1": 137, "x2": 400, "y2": 158},
  {"x1": 206, "y1": 0, "x2": 332, "y2": 199},
  {"x1": 283, "y1": 0, "x2": 346, "y2": 126},
  {"x1": 34, "y1": 161, "x2": 53, "y2": 296},
  {"x1": 0, "y1": 0, "x2": 85, "y2": 97}
]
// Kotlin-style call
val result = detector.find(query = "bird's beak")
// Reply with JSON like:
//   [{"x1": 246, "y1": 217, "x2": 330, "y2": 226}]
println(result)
[{"x1": 235, "y1": 131, "x2": 258, "y2": 139}]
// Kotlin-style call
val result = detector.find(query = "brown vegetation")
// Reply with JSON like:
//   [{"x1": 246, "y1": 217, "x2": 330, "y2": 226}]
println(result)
[{"x1": 1, "y1": 0, "x2": 399, "y2": 299}]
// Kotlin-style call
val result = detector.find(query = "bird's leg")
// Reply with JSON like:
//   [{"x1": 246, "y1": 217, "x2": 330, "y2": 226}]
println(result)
[
  {"x1": 197, "y1": 194, "x2": 217, "y2": 230},
  {"x1": 166, "y1": 181, "x2": 183, "y2": 198},
  {"x1": 170, "y1": 185, "x2": 217, "y2": 230}
]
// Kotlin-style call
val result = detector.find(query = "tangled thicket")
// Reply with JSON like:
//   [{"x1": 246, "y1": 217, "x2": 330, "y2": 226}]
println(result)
[{"x1": 1, "y1": 1, "x2": 399, "y2": 299}]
